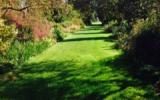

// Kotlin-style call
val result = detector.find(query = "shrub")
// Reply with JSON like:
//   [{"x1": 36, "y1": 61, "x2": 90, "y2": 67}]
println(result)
[
  {"x1": 118, "y1": 13, "x2": 160, "y2": 65},
  {"x1": 123, "y1": 16, "x2": 157, "y2": 52},
  {"x1": 32, "y1": 20, "x2": 53, "y2": 40},
  {"x1": 104, "y1": 20, "x2": 118, "y2": 33},
  {"x1": 60, "y1": 18, "x2": 84, "y2": 33},
  {"x1": 105, "y1": 20, "x2": 130, "y2": 34},
  {"x1": 0, "y1": 19, "x2": 17, "y2": 55},
  {"x1": 52, "y1": 18, "x2": 84, "y2": 41},
  {"x1": 53, "y1": 26, "x2": 63, "y2": 42},
  {"x1": 5, "y1": 10, "x2": 53, "y2": 41},
  {"x1": 0, "y1": 39, "x2": 54, "y2": 67}
]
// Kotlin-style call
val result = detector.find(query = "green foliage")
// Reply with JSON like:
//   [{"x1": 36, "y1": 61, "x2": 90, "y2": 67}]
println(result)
[
  {"x1": 96, "y1": 0, "x2": 121, "y2": 24},
  {"x1": 69, "y1": 0, "x2": 95, "y2": 25},
  {"x1": 96, "y1": 0, "x2": 160, "y2": 24},
  {"x1": 60, "y1": 18, "x2": 85, "y2": 32},
  {"x1": 45, "y1": 3, "x2": 81, "y2": 23},
  {"x1": 104, "y1": 20, "x2": 118, "y2": 33},
  {"x1": 52, "y1": 17, "x2": 84, "y2": 41},
  {"x1": 53, "y1": 26, "x2": 63, "y2": 41},
  {"x1": 0, "y1": 19, "x2": 17, "y2": 55},
  {"x1": 0, "y1": 39, "x2": 54, "y2": 67},
  {"x1": 104, "y1": 20, "x2": 130, "y2": 37},
  {"x1": 117, "y1": 12, "x2": 160, "y2": 65}
]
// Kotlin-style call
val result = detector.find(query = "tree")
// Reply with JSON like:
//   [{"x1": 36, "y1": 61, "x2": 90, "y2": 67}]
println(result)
[{"x1": 69, "y1": 0, "x2": 95, "y2": 25}]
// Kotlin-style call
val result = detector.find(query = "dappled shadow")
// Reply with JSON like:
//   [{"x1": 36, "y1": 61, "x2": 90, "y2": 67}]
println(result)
[
  {"x1": 100, "y1": 55, "x2": 160, "y2": 99},
  {"x1": 63, "y1": 37, "x2": 108, "y2": 42},
  {"x1": 0, "y1": 59, "x2": 153, "y2": 100},
  {"x1": 74, "y1": 32, "x2": 107, "y2": 35},
  {"x1": 62, "y1": 25, "x2": 114, "y2": 42},
  {"x1": 104, "y1": 54, "x2": 160, "y2": 85},
  {"x1": 81, "y1": 25, "x2": 103, "y2": 31},
  {"x1": 63, "y1": 34, "x2": 115, "y2": 42}
]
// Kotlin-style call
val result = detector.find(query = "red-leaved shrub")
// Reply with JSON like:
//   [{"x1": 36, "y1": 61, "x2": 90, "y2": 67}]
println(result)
[
  {"x1": 4, "y1": 10, "x2": 53, "y2": 40},
  {"x1": 32, "y1": 20, "x2": 52, "y2": 40}
]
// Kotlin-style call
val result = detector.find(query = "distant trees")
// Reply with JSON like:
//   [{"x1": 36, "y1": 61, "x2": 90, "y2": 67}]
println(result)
[
  {"x1": 69, "y1": 0, "x2": 159, "y2": 25},
  {"x1": 69, "y1": 0, "x2": 96, "y2": 25},
  {"x1": 96, "y1": 0, "x2": 159, "y2": 24},
  {"x1": 118, "y1": 0, "x2": 159, "y2": 22},
  {"x1": 96, "y1": 0, "x2": 121, "y2": 24}
]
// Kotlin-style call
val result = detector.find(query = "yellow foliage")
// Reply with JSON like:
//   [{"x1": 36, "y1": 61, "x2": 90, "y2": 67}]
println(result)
[{"x1": 0, "y1": 19, "x2": 17, "y2": 55}]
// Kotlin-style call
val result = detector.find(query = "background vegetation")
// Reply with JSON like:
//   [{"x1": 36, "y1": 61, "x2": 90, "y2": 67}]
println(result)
[{"x1": 0, "y1": 0, "x2": 84, "y2": 72}]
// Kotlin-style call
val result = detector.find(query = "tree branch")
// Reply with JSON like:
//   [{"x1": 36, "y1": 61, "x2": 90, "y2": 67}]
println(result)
[
  {"x1": 1, "y1": 6, "x2": 31, "y2": 18},
  {"x1": 1, "y1": 6, "x2": 30, "y2": 12}
]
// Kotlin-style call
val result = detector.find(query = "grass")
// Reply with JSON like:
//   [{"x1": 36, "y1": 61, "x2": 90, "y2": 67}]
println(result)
[{"x1": 0, "y1": 25, "x2": 158, "y2": 100}]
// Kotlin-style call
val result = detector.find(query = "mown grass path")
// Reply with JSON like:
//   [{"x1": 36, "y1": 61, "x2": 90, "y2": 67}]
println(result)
[{"x1": 0, "y1": 25, "x2": 157, "y2": 100}]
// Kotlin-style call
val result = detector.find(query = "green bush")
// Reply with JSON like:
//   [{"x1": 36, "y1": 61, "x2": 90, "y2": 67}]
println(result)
[
  {"x1": 53, "y1": 26, "x2": 64, "y2": 42},
  {"x1": 120, "y1": 16, "x2": 157, "y2": 51},
  {"x1": 117, "y1": 13, "x2": 160, "y2": 65},
  {"x1": 104, "y1": 20, "x2": 118, "y2": 33},
  {"x1": 0, "y1": 39, "x2": 54, "y2": 67},
  {"x1": 105, "y1": 20, "x2": 130, "y2": 34}
]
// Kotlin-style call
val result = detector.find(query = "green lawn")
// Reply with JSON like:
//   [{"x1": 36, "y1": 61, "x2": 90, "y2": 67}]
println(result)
[{"x1": 0, "y1": 25, "x2": 157, "y2": 100}]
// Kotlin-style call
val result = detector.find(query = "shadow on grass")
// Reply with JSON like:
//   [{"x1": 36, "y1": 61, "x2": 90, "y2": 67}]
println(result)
[
  {"x1": 103, "y1": 54, "x2": 160, "y2": 99},
  {"x1": 81, "y1": 25, "x2": 103, "y2": 31},
  {"x1": 63, "y1": 25, "x2": 114, "y2": 42},
  {"x1": 63, "y1": 35, "x2": 115, "y2": 42},
  {"x1": 75, "y1": 26, "x2": 105, "y2": 35},
  {"x1": 104, "y1": 33, "x2": 160, "y2": 85},
  {"x1": 74, "y1": 32, "x2": 107, "y2": 35},
  {"x1": 0, "y1": 59, "x2": 155, "y2": 100},
  {"x1": 63, "y1": 37, "x2": 108, "y2": 42},
  {"x1": 105, "y1": 53, "x2": 160, "y2": 85}
]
